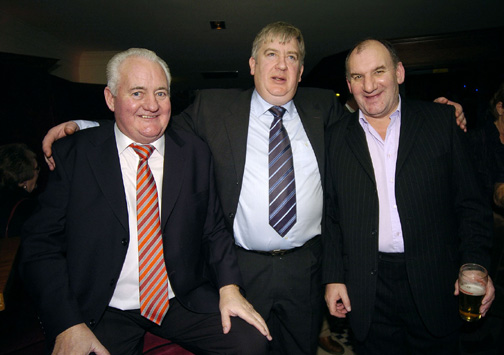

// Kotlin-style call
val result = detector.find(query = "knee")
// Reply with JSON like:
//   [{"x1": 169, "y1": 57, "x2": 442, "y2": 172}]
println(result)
[{"x1": 227, "y1": 318, "x2": 269, "y2": 354}]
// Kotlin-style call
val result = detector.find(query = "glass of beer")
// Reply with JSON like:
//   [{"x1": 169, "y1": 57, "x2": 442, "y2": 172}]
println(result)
[{"x1": 458, "y1": 263, "x2": 488, "y2": 322}]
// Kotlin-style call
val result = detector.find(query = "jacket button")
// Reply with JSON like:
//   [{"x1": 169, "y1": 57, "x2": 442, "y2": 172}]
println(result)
[
  {"x1": 89, "y1": 319, "x2": 96, "y2": 327},
  {"x1": 370, "y1": 269, "x2": 377, "y2": 276},
  {"x1": 371, "y1": 230, "x2": 378, "y2": 237},
  {"x1": 228, "y1": 212, "x2": 235, "y2": 219},
  {"x1": 121, "y1": 238, "x2": 128, "y2": 246}
]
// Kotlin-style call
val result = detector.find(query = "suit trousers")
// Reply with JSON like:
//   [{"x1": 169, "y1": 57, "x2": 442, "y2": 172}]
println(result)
[
  {"x1": 92, "y1": 298, "x2": 268, "y2": 355},
  {"x1": 355, "y1": 252, "x2": 460, "y2": 355},
  {"x1": 235, "y1": 237, "x2": 324, "y2": 355}
]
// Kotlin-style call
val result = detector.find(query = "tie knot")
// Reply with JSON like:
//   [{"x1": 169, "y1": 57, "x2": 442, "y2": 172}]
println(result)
[
  {"x1": 131, "y1": 144, "x2": 155, "y2": 161},
  {"x1": 269, "y1": 106, "x2": 286, "y2": 119}
]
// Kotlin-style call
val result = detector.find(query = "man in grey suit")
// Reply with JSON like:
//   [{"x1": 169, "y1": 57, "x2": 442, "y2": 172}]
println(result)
[{"x1": 323, "y1": 38, "x2": 495, "y2": 354}]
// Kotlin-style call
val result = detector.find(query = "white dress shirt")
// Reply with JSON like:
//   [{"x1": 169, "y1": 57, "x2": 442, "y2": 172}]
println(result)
[
  {"x1": 109, "y1": 124, "x2": 174, "y2": 310},
  {"x1": 233, "y1": 90, "x2": 322, "y2": 251}
]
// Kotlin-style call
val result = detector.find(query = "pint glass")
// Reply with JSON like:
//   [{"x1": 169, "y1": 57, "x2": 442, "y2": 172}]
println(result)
[{"x1": 458, "y1": 263, "x2": 488, "y2": 322}]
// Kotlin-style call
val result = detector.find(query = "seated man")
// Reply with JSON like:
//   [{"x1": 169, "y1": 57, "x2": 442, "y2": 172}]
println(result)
[{"x1": 19, "y1": 48, "x2": 270, "y2": 355}]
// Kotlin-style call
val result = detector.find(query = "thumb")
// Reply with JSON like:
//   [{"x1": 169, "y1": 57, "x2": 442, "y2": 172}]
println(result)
[
  {"x1": 340, "y1": 292, "x2": 352, "y2": 312},
  {"x1": 64, "y1": 122, "x2": 79, "y2": 135}
]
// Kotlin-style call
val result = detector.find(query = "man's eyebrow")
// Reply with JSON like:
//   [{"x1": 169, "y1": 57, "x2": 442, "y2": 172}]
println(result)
[
  {"x1": 263, "y1": 47, "x2": 279, "y2": 53},
  {"x1": 129, "y1": 86, "x2": 168, "y2": 91},
  {"x1": 350, "y1": 65, "x2": 387, "y2": 76}
]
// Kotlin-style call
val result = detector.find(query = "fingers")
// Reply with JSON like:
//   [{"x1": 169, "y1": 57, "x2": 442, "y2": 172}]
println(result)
[
  {"x1": 93, "y1": 344, "x2": 111, "y2": 355},
  {"x1": 481, "y1": 277, "x2": 495, "y2": 317},
  {"x1": 218, "y1": 285, "x2": 272, "y2": 341},
  {"x1": 235, "y1": 305, "x2": 272, "y2": 341},
  {"x1": 455, "y1": 111, "x2": 467, "y2": 132},
  {"x1": 433, "y1": 97, "x2": 467, "y2": 132},
  {"x1": 221, "y1": 311, "x2": 232, "y2": 334},
  {"x1": 42, "y1": 122, "x2": 80, "y2": 171},
  {"x1": 453, "y1": 279, "x2": 460, "y2": 296},
  {"x1": 433, "y1": 97, "x2": 448, "y2": 105},
  {"x1": 325, "y1": 283, "x2": 350, "y2": 318}
]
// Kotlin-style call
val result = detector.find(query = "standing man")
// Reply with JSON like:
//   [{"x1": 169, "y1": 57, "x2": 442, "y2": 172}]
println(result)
[
  {"x1": 19, "y1": 48, "x2": 270, "y2": 354},
  {"x1": 323, "y1": 39, "x2": 495, "y2": 354},
  {"x1": 174, "y1": 22, "x2": 342, "y2": 355}
]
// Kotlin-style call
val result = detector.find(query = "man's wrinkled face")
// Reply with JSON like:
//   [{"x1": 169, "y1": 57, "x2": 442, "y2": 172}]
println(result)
[
  {"x1": 346, "y1": 40, "x2": 404, "y2": 121},
  {"x1": 104, "y1": 57, "x2": 171, "y2": 144}
]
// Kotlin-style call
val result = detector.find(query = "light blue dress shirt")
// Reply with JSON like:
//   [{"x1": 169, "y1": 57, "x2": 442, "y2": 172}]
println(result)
[{"x1": 233, "y1": 90, "x2": 322, "y2": 251}]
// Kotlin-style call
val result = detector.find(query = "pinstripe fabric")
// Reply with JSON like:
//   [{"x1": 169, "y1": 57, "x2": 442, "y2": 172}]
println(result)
[
  {"x1": 131, "y1": 144, "x2": 169, "y2": 325},
  {"x1": 268, "y1": 106, "x2": 297, "y2": 237},
  {"x1": 323, "y1": 100, "x2": 493, "y2": 341}
]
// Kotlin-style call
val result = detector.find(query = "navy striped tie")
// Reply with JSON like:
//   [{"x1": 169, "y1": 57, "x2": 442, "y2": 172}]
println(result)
[{"x1": 268, "y1": 106, "x2": 296, "y2": 237}]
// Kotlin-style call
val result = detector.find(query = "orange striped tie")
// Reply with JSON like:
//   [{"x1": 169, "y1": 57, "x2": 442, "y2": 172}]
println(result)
[{"x1": 131, "y1": 144, "x2": 169, "y2": 325}]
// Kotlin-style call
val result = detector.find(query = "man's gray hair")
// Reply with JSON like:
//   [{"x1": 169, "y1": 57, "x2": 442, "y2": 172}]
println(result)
[
  {"x1": 251, "y1": 21, "x2": 305, "y2": 66},
  {"x1": 106, "y1": 48, "x2": 171, "y2": 96}
]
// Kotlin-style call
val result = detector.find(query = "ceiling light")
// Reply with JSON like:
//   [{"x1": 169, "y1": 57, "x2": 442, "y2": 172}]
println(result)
[{"x1": 210, "y1": 21, "x2": 226, "y2": 30}]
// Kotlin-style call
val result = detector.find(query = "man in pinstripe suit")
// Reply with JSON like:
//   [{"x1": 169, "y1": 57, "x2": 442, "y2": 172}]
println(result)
[{"x1": 323, "y1": 39, "x2": 495, "y2": 354}]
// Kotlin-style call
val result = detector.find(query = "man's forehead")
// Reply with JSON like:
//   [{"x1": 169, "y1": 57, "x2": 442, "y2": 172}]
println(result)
[
  {"x1": 119, "y1": 59, "x2": 167, "y2": 83},
  {"x1": 261, "y1": 36, "x2": 299, "y2": 50},
  {"x1": 350, "y1": 44, "x2": 392, "y2": 69}
]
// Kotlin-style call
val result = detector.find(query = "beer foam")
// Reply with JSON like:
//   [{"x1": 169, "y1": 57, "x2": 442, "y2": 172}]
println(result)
[{"x1": 460, "y1": 283, "x2": 486, "y2": 296}]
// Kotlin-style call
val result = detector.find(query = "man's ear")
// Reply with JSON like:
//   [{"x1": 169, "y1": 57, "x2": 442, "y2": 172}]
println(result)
[
  {"x1": 249, "y1": 57, "x2": 256, "y2": 76},
  {"x1": 346, "y1": 78, "x2": 353, "y2": 94},
  {"x1": 396, "y1": 62, "x2": 405, "y2": 85},
  {"x1": 104, "y1": 87, "x2": 115, "y2": 112},
  {"x1": 297, "y1": 65, "x2": 304, "y2": 83}
]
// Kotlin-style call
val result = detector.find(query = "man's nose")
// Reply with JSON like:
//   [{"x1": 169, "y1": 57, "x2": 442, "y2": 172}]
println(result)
[
  {"x1": 143, "y1": 93, "x2": 160, "y2": 111},
  {"x1": 363, "y1": 77, "x2": 376, "y2": 93},
  {"x1": 276, "y1": 55, "x2": 287, "y2": 70}
]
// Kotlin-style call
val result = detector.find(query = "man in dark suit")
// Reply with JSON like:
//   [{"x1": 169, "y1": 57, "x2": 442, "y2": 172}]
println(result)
[
  {"x1": 172, "y1": 22, "x2": 348, "y2": 355},
  {"x1": 323, "y1": 39, "x2": 495, "y2": 354},
  {"x1": 19, "y1": 48, "x2": 271, "y2": 354}
]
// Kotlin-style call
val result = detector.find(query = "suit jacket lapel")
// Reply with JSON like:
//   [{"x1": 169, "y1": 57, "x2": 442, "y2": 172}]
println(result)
[
  {"x1": 396, "y1": 100, "x2": 422, "y2": 175},
  {"x1": 222, "y1": 88, "x2": 254, "y2": 185},
  {"x1": 346, "y1": 113, "x2": 376, "y2": 184},
  {"x1": 294, "y1": 93, "x2": 326, "y2": 178},
  {"x1": 87, "y1": 125, "x2": 129, "y2": 232},
  {"x1": 160, "y1": 129, "x2": 186, "y2": 230}
]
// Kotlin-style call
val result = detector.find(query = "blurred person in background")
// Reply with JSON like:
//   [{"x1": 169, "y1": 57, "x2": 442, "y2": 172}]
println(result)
[{"x1": 0, "y1": 143, "x2": 39, "y2": 238}]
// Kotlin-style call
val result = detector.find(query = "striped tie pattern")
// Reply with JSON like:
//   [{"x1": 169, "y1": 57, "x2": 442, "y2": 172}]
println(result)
[
  {"x1": 131, "y1": 144, "x2": 169, "y2": 325},
  {"x1": 268, "y1": 106, "x2": 297, "y2": 237}
]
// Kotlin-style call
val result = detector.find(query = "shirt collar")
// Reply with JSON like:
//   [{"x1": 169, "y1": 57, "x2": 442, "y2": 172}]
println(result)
[
  {"x1": 251, "y1": 89, "x2": 295, "y2": 121},
  {"x1": 359, "y1": 95, "x2": 402, "y2": 129},
  {"x1": 114, "y1": 123, "x2": 165, "y2": 156}
]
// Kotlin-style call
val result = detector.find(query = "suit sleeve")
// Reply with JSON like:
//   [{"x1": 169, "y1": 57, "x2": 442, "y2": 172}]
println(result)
[
  {"x1": 201, "y1": 157, "x2": 243, "y2": 289},
  {"x1": 19, "y1": 139, "x2": 84, "y2": 342},
  {"x1": 322, "y1": 124, "x2": 346, "y2": 284},
  {"x1": 449, "y1": 108, "x2": 494, "y2": 269}
]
